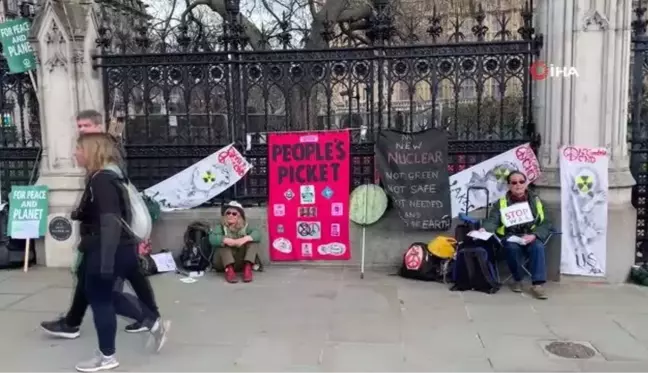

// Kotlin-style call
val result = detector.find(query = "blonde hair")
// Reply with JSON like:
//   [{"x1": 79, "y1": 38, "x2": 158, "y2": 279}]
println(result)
[
  {"x1": 77, "y1": 133, "x2": 121, "y2": 173},
  {"x1": 221, "y1": 208, "x2": 245, "y2": 232}
]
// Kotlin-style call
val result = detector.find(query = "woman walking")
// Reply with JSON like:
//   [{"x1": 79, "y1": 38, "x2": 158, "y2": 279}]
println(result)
[
  {"x1": 72, "y1": 132, "x2": 169, "y2": 372},
  {"x1": 42, "y1": 110, "x2": 164, "y2": 338}
]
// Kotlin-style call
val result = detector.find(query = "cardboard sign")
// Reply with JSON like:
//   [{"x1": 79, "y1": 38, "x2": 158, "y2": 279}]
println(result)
[
  {"x1": 7, "y1": 185, "x2": 48, "y2": 239},
  {"x1": 375, "y1": 129, "x2": 452, "y2": 231},
  {"x1": 0, "y1": 18, "x2": 37, "y2": 74},
  {"x1": 500, "y1": 202, "x2": 534, "y2": 228}
]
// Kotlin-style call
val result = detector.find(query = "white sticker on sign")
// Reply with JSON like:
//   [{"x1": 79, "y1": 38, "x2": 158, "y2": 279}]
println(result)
[
  {"x1": 273, "y1": 237, "x2": 292, "y2": 253},
  {"x1": 301, "y1": 243, "x2": 313, "y2": 257},
  {"x1": 273, "y1": 204, "x2": 285, "y2": 216},
  {"x1": 317, "y1": 242, "x2": 346, "y2": 256},
  {"x1": 500, "y1": 201, "x2": 534, "y2": 228},
  {"x1": 296, "y1": 221, "x2": 321, "y2": 240},
  {"x1": 331, "y1": 202, "x2": 343, "y2": 216},
  {"x1": 300, "y1": 185, "x2": 315, "y2": 204}
]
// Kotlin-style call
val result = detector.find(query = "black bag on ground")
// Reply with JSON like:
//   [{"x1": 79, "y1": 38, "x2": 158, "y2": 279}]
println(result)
[
  {"x1": 179, "y1": 221, "x2": 213, "y2": 272},
  {"x1": 139, "y1": 254, "x2": 158, "y2": 276},
  {"x1": 451, "y1": 244, "x2": 500, "y2": 293},
  {"x1": 399, "y1": 242, "x2": 452, "y2": 282}
]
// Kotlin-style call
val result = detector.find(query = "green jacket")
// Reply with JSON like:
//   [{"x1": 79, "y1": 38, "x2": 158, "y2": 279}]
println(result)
[
  {"x1": 209, "y1": 223, "x2": 261, "y2": 248},
  {"x1": 481, "y1": 191, "x2": 551, "y2": 242}
]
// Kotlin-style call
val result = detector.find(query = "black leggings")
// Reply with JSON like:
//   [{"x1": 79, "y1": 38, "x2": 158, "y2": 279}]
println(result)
[
  {"x1": 84, "y1": 247, "x2": 162, "y2": 356},
  {"x1": 65, "y1": 253, "x2": 161, "y2": 329}
]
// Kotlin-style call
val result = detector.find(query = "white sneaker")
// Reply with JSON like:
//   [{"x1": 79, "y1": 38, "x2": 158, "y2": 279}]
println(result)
[
  {"x1": 75, "y1": 351, "x2": 119, "y2": 372},
  {"x1": 146, "y1": 318, "x2": 171, "y2": 352}
]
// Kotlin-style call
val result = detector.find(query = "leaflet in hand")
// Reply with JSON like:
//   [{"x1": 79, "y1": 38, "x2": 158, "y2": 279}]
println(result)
[
  {"x1": 506, "y1": 235, "x2": 528, "y2": 245},
  {"x1": 467, "y1": 230, "x2": 493, "y2": 241}
]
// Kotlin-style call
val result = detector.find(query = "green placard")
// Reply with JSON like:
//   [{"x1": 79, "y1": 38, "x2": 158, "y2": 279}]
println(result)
[
  {"x1": 0, "y1": 18, "x2": 36, "y2": 74},
  {"x1": 349, "y1": 184, "x2": 388, "y2": 225},
  {"x1": 7, "y1": 185, "x2": 48, "y2": 239}
]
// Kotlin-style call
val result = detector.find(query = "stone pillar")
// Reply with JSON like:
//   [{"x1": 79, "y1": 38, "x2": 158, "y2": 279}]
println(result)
[
  {"x1": 534, "y1": 0, "x2": 636, "y2": 283},
  {"x1": 31, "y1": 0, "x2": 103, "y2": 267}
]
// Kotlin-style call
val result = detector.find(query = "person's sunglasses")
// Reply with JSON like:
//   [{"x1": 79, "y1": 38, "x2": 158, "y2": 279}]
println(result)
[
  {"x1": 509, "y1": 180, "x2": 525, "y2": 185},
  {"x1": 226, "y1": 211, "x2": 238, "y2": 216}
]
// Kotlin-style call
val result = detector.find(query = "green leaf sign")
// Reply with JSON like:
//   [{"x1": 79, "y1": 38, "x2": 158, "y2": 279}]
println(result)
[
  {"x1": 7, "y1": 185, "x2": 49, "y2": 239},
  {"x1": 0, "y1": 18, "x2": 36, "y2": 74}
]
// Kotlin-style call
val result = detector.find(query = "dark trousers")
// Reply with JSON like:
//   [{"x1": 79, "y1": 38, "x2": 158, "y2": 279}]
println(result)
[
  {"x1": 65, "y1": 255, "x2": 161, "y2": 328},
  {"x1": 85, "y1": 247, "x2": 160, "y2": 357},
  {"x1": 503, "y1": 239, "x2": 547, "y2": 284}
]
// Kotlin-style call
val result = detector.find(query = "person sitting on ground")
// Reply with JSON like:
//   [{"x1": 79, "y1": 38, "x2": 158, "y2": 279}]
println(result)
[
  {"x1": 209, "y1": 201, "x2": 261, "y2": 283},
  {"x1": 481, "y1": 170, "x2": 551, "y2": 299}
]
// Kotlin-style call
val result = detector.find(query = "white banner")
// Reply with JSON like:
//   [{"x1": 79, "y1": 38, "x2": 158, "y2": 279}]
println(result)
[
  {"x1": 449, "y1": 143, "x2": 541, "y2": 217},
  {"x1": 144, "y1": 144, "x2": 252, "y2": 211},
  {"x1": 559, "y1": 146, "x2": 608, "y2": 276}
]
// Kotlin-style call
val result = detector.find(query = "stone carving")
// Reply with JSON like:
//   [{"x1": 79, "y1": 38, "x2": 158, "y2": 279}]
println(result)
[
  {"x1": 72, "y1": 48, "x2": 84, "y2": 65},
  {"x1": 582, "y1": 9, "x2": 609, "y2": 31},
  {"x1": 44, "y1": 22, "x2": 68, "y2": 72}
]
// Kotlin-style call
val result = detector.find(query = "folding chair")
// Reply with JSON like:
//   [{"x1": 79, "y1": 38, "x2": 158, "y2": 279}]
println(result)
[{"x1": 501, "y1": 229, "x2": 561, "y2": 283}]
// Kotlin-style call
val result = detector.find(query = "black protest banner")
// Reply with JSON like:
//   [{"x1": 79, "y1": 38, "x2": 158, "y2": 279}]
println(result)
[{"x1": 375, "y1": 129, "x2": 451, "y2": 230}]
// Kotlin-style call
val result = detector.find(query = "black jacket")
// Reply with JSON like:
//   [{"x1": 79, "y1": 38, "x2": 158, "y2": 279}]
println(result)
[{"x1": 76, "y1": 169, "x2": 134, "y2": 276}]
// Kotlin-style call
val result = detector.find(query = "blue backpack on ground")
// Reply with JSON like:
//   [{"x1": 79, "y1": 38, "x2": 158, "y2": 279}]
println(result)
[
  {"x1": 451, "y1": 244, "x2": 500, "y2": 294},
  {"x1": 450, "y1": 186, "x2": 500, "y2": 294}
]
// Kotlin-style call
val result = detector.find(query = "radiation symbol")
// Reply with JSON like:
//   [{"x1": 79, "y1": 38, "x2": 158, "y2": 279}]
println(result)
[
  {"x1": 494, "y1": 167, "x2": 511, "y2": 182},
  {"x1": 574, "y1": 169, "x2": 596, "y2": 196},
  {"x1": 202, "y1": 171, "x2": 216, "y2": 184},
  {"x1": 575, "y1": 175, "x2": 593, "y2": 193}
]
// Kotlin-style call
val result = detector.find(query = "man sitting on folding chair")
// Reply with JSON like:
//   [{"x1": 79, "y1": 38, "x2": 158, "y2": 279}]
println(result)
[{"x1": 481, "y1": 170, "x2": 551, "y2": 300}]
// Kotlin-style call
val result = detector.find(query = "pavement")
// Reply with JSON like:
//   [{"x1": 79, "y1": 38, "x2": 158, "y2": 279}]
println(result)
[{"x1": 2, "y1": 267, "x2": 648, "y2": 372}]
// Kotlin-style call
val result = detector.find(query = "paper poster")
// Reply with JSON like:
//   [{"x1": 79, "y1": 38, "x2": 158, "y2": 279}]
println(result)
[
  {"x1": 150, "y1": 252, "x2": 177, "y2": 272},
  {"x1": 143, "y1": 144, "x2": 252, "y2": 211},
  {"x1": 560, "y1": 146, "x2": 608, "y2": 276},
  {"x1": 375, "y1": 129, "x2": 451, "y2": 230},
  {"x1": 267, "y1": 130, "x2": 351, "y2": 261},
  {"x1": 7, "y1": 185, "x2": 48, "y2": 239},
  {"x1": 449, "y1": 143, "x2": 540, "y2": 216}
]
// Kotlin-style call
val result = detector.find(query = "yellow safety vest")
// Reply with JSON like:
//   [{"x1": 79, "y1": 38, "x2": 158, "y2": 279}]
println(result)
[{"x1": 496, "y1": 196, "x2": 545, "y2": 236}]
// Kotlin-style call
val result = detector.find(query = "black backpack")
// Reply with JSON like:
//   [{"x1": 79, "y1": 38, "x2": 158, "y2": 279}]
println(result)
[
  {"x1": 451, "y1": 243, "x2": 500, "y2": 294},
  {"x1": 179, "y1": 221, "x2": 214, "y2": 272},
  {"x1": 399, "y1": 242, "x2": 452, "y2": 283}
]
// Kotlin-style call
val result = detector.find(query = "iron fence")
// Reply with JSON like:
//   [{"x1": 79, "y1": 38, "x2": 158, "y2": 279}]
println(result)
[
  {"x1": 631, "y1": 3, "x2": 648, "y2": 263},
  {"x1": 0, "y1": 57, "x2": 41, "y2": 202},
  {"x1": 93, "y1": 0, "x2": 540, "y2": 206}
]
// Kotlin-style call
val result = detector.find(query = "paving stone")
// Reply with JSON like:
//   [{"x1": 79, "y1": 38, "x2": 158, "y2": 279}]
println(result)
[
  {"x1": 7, "y1": 287, "x2": 74, "y2": 312},
  {"x1": 0, "y1": 293, "x2": 27, "y2": 309},
  {"x1": 333, "y1": 284, "x2": 399, "y2": 313},
  {"x1": 328, "y1": 311, "x2": 401, "y2": 344},
  {"x1": 0, "y1": 277, "x2": 55, "y2": 294},
  {"x1": 403, "y1": 349, "x2": 493, "y2": 372},
  {"x1": 234, "y1": 335, "x2": 325, "y2": 370},
  {"x1": 577, "y1": 361, "x2": 648, "y2": 372},
  {"x1": 479, "y1": 333, "x2": 580, "y2": 372},
  {"x1": 321, "y1": 342, "x2": 404, "y2": 371},
  {"x1": 5, "y1": 267, "x2": 648, "y2": 371},
  {"x1": 468, "y1": 304, "x2": 554, "y2": 337},
  {"x1": 610, "y1": 312, "x2": 648, "y2": 343},
  {"x1": 538, "y1": 311, "x2": 648, "y2": 360},
  {"x1": 402, "y1": 324, "x2": 487, "y2": 358}
]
